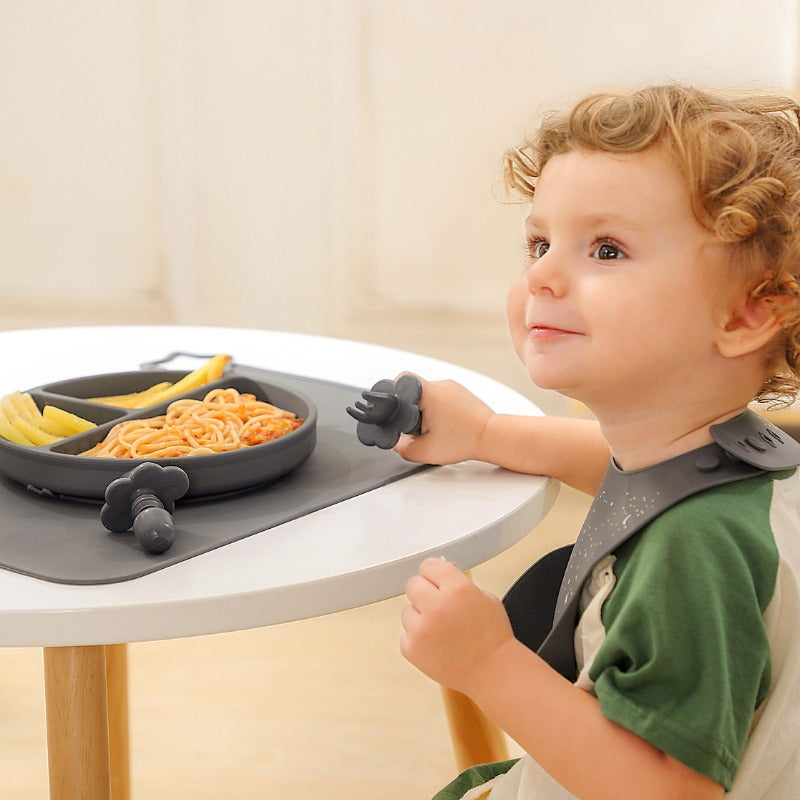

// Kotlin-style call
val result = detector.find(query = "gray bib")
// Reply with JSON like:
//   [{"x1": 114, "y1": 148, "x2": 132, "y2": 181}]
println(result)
[{"x1": 503, "y1": 410, "x2": 800, "y2": 680}]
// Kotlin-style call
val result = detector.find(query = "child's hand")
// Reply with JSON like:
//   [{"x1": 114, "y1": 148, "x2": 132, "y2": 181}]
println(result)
[
  {"x1": 400, "y1": 557, "x2": 515, "y2": 695},
  {"x1": 393, "y1": 376, "x2": 493, "y2": 465}
]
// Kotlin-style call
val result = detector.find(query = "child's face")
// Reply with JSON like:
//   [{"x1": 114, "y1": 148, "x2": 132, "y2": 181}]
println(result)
[{"x1": 506, "y1": 146, "x2": 729, "y2": 412}]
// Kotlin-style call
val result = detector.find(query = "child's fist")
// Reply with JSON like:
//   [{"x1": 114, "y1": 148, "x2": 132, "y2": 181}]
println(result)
[
  {"x1": 400, "y1": 557, "x2": 514, "y2": 694},
  {"x1": 393, "y1": 378, "x2": 493, "y2": 465}
]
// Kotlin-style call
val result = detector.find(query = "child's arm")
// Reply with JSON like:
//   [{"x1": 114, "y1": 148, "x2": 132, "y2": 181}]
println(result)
[
  {"x1": 401, "y1": 558, "x2": 724, "y2": 800},
  {"x1": 393, "y1": 376, "x2": 609, "y2": 495}
]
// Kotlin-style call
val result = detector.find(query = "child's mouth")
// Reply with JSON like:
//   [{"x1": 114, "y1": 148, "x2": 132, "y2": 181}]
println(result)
[{"x1": 528, "y1": 325, "x2": 576, "y2": 339}]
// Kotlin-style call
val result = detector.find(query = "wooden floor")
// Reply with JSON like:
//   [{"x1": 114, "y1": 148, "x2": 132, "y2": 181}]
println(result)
[{"x1": 0, "y1": 487, "x2": 590, "y2": 799}]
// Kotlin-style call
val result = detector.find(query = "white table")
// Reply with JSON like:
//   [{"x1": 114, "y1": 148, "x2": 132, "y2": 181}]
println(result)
[{"x1": 0, "y1": 325, "x2": 557, "y2": 798}]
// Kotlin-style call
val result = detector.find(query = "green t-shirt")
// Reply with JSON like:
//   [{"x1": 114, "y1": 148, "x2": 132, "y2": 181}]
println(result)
[{"x1": 589, "y1": 473, "x2": 784, "y2": 789}]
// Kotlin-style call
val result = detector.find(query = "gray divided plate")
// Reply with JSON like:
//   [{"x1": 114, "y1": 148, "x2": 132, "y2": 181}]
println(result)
[{"x1": 0, "y1": 369, "x2": 316, "y2": 500}]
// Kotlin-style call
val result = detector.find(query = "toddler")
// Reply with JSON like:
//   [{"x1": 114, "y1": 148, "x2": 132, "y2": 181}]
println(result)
[{"x1": 397, "y1": 84, "x2": 800, "y2": 799}]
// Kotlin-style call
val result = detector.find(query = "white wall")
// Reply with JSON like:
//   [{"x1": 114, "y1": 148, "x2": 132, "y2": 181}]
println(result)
[
  {"x1": 0, "y1": 2, "x2": 162, "y2": 322},
  {"x1": 1, "y1": 0, "x2": 799, "y2": 338},
  {"x1": 357, "y1": 1, "x2": 800, "y2": 317}
]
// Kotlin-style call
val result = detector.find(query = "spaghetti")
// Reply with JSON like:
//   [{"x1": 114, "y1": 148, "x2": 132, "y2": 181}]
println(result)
[{"x1": 80, "y1": 387, "x2": 303, "y2": 459}]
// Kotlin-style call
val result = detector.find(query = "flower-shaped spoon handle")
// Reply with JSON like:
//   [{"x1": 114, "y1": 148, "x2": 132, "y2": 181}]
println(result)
[
  {"x1": 346, "y1": 374, "x2": 422, "y2": 449},
  {"x1": 101, "y1": 462, "x2": 190, "y2": 554}
]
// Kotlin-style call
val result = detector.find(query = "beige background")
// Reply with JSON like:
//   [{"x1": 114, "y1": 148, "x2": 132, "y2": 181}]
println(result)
[{"x1": 3, "y1": 1, "x2": 799, "y2": 410}]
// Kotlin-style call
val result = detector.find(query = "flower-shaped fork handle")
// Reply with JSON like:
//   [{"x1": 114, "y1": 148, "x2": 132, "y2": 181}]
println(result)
[
  {"x1": 346, "y1": 374, "x2": 422, "y2": 449},
  {"x1": 101, "y1": 462, "x2": 190, "y2": 554}
]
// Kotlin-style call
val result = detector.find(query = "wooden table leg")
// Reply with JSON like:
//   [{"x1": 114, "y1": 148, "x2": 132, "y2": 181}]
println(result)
[
  {"x1": 105, "y1": 644, "x2": 130, "y2": 800},
  {"x1": 440, "y1": 686, "x2": 509, "y2": 772},
  {"x1": 43, "y1": 645, "x2": 112, "y2": 800}
]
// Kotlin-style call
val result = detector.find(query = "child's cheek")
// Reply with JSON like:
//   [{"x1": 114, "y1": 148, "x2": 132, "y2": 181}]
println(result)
[{"x1": 506, "y1": 278, "x2": 528, "y2": 356}]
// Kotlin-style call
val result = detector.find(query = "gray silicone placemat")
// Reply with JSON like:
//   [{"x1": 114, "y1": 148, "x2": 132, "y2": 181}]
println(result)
[{"x1": 0, "y1": 365, "x2": 429, "y2": 584}]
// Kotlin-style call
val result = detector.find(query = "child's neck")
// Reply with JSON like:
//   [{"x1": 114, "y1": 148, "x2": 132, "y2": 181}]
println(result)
[
  {"x1": 595, "y1": 401, "x2": 751, "y2": 472},
  {"x1": 584, "y1": 355, "x2": 769, "y2": 471}
]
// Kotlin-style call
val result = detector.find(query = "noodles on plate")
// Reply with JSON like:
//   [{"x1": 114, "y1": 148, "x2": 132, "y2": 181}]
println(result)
[{"x1": 79, "y1": 388, "x2": 303, "y2": 459}]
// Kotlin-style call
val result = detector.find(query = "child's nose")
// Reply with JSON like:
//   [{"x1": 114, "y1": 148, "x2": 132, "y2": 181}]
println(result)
[{"x1": 525, "y1": 249, "x2": 568, "y2": 297}]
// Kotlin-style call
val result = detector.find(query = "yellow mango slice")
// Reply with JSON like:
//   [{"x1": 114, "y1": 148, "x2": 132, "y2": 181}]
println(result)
[
  {"x1": 14, "y1": 392, "x2": 74, "y2": 437},
  {"x1": 0, "y1": 409, "x2": 34, "y2": 446},
  {"x1": 12, "y1": 417, "x2": 59, "y2": 446},
  {"x1": 7, "y1": 391, "x2": 36, "y2": 422},
  {"x1": 136, "y1": 354, "x2": 232, "y2": 408},
  {"x1": 42, "y1": 405, "x2": 96, "y2": 435},
  {"x1": 88, "y1": 381, "x2": 173, "y2": 407}
]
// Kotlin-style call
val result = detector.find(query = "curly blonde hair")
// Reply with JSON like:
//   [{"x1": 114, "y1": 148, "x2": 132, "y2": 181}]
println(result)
[{"x1": 504, "y1": 84, "x2": 800, "y2": 406}]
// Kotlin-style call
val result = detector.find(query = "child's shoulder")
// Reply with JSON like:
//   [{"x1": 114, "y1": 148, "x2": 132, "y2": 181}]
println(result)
[
  {"x1": 614, "y1": 469, "x2": 799, "y2": 605},
  {"x1": 663, "y1": 467, "x2": 797, "y2": 528}
]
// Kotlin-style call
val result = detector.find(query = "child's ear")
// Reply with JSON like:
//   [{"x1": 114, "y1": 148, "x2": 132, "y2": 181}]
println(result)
[{"x1": 716, "y1": 293, "x2": 783, "y2": 358}]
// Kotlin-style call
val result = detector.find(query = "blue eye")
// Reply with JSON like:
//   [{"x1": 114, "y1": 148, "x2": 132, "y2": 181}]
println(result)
[{"x1": 592, "y1": 241, "x2": 625, "y2": 260}]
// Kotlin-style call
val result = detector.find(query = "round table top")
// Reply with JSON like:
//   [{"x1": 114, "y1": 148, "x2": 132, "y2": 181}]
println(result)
[{"x1": 0, "y1": 325, "x2": 557, "y2": 647}]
